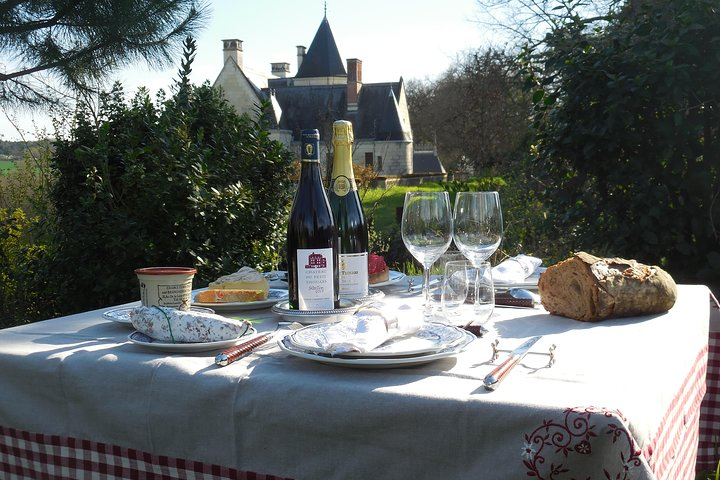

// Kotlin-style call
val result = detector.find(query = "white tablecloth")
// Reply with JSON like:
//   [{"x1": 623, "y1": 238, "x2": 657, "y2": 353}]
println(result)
[{"x1": 0, "y1": 284, "x2": 710, "y2": 480}]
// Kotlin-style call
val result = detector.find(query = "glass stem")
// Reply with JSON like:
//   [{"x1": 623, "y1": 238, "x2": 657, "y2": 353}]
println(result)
[
  {"x1": 473, "y1": 267, "x2": 481, "y2": 313},
  {"x1": 423, "y1": 265, "x2": 433, "y2": 317}
]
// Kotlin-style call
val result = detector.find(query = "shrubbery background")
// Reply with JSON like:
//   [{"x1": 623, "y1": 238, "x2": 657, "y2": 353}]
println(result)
[{"x1": 1, "y1": 42, "x2": 295, "y2": 326}]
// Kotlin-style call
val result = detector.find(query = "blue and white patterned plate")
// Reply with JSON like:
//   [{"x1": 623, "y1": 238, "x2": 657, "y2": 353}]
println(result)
[{"x1": 128, "y1": 327, "x2": 257, "y2": 353}]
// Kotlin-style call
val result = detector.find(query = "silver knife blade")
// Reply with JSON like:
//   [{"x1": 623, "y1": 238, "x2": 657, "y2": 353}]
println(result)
[{"x1": 483, "y1": 336, "x2": 542, "y2": 391}]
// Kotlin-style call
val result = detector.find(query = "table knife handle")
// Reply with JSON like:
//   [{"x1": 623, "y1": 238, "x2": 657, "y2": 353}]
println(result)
[
  {"x1": 495, "y1": 297, "x2": 534, "y2": 308},
  {"x1": 215, "y1": 333, "x2": 272, "y2": 367},
  {"x1": 483, "y1": 354, "x2": 524, "y2": 391}
]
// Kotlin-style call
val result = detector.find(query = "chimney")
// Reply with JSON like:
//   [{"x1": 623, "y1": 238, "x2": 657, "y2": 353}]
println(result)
[
  {"x1": 271, "y1": 62, "x2": 291, "y2": 78},
  {"x1": 223, "y1": 39, "x2": 243, "y2": 69},
  {"x1": 346, "y1": 58, "x2": 362, "y2": 111},
  {"x1": 296, "y1": 45, "x2": 306, "y2": 72}
]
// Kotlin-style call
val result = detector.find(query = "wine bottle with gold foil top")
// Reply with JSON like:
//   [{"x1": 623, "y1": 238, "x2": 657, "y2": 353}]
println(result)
[
  {"x1": 287, "y1": 129, "x2": 340, "y2": 310},
  {"x1": 328, "y1": 120, "x2": 369, "y2": 298}
]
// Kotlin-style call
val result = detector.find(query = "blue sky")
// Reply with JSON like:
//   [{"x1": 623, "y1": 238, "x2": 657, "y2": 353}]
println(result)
[{"x1": 2, "y1": 0, "x2": 499, "y2": 140}]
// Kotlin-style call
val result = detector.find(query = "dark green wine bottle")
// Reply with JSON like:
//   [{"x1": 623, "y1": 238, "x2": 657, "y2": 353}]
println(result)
[{"x1": 287, "y1": 129, "x2": 340, "y2": 310}]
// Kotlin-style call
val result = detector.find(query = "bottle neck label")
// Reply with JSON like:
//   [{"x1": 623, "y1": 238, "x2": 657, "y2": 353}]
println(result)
[
  {"x1": 331, "y1": 175, "x2": 353, "y2": 196},
  {"x1": 301, "y1": 129, "x2": 320, "y2": 161}
]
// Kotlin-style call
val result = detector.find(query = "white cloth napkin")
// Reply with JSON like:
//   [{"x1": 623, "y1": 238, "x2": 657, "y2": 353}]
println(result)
[
  {"x1": 314, "y1": 305, "x2": 423, "y2": 355},
  {"x1": 491, "y1": 254, "x2": 542, "y2": 284}
]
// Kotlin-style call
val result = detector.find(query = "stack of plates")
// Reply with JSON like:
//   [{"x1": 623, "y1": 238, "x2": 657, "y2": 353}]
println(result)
[{"x1": 278, "y1": 322, "x2": 475, "y2": 368}]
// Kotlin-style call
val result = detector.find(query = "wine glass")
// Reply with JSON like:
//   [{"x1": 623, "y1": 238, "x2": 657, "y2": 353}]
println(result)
[
  {"x1": 453, "y1": 192, "x2": 503, "y2": 330},
  {"x1": 441, "y1": 260, "x2": 470, "y2": 325},
  {"x1": 401, "y1": 191, "x2": 453, "y2": 317},
  {"x1": 453, "y1": 192, "x2": 503, "y2": 265}
]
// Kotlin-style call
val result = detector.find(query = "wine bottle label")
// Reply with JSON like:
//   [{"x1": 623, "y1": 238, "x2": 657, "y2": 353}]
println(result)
[
  {"x1": 331, "y1": 175, "x2": 352, "y2": 197},
  {"x1": 296, "y1": 247, "x2": 336, "y2": 310},
  {"x1": 339, "y1": 252, "x2": 369, "y2": 297}
]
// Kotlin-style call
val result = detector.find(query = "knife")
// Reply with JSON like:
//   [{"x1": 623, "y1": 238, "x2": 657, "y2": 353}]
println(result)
[
  {"x1": 483, "y1": 336, "x2": 541, "y2": 391},
  {"x1": 215, "y1": 332, "x2": 273, "y2": 367},
  {"x1": 494, "y1": 297, "x2": 534, "y2": 308}
]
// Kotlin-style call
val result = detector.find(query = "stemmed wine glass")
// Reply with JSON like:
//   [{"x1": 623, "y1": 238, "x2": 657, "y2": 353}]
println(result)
[
  {"x1": 401, "y1": 191, "x2": 453, "y2": 317},
  {"x1": 453, "y1": 192, "x2": 503, "y2": 328}
]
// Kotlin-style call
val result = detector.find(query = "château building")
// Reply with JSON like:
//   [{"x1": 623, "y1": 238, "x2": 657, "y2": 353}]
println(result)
[{"x1": 213, "y1": 13, "x2": 444, "y2": 183}]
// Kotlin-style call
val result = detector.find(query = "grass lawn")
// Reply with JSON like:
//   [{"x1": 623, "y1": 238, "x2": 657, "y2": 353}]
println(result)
[
  {"x1": 360, "y1": 183, "x2": 445, "y2": 233},
  {"x1": 0, "y1": 160, "x2": 16, "y2": 174}
]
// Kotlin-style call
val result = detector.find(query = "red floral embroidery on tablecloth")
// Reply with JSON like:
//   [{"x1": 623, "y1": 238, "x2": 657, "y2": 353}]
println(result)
[{"x1": 522, "y1": 406, "x2": 643, "y2": 479}]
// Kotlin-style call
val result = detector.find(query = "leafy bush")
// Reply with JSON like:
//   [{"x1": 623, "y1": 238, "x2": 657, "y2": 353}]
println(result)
[
  {"x1": 0, "y1": 208, "x2": 58, "y2": 326},
  {"x1": 46, "y1": 40, "x2": 294, "y2": 314},
  {"x1": 522, "y1": 0, "x2": 720, "y2": 286}
]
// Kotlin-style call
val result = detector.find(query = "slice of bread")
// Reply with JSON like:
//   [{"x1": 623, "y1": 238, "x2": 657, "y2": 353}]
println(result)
[{"x1": 195, "y1": 289, "x2": 268, "y2": 303}]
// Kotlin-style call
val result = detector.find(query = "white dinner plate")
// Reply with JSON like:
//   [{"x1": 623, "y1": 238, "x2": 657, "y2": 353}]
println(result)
[
  {"x1": 278, "y1": 329, "x2": 475, "y2": 368},
  {"x1": 271, "y1": 298, "x2": 363, "y2": 324},
  {"x1": 103, "y1": 306, "x2": 215, "y2": 326},
  {"x1": 191, "y1": 288, "x2": 288, "y2": 311},
  {"x1": 288, "y1": 321, "x2": 469, "y2": 358},
  {"x1": 128, "y1": 327, "x2": 257, "y2": 353},
  {"x1": 370, "y1": 270, "x2": 406, "y2": 287}
]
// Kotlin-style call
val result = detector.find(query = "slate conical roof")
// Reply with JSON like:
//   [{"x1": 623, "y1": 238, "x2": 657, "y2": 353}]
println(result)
[{"x1": 295, "y1": 15, "x2": 347, "y2": 78}]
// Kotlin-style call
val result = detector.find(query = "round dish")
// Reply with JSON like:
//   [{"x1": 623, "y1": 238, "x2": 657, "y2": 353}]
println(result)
[
  {"x1": 103, "y1": 305, "x2": 215, "y2": 326},
  {"x1": 191, "y1": 288, "x2": 288, "y2": 311},
  {"x1": 278, "y1": 329, "x2": 475, "y2": 368},
  {"x1": 288, "y1": 321, "x2": 469, "y2": 358},
  {"x1": 369, "y1": 270, "x2": 406, "y2": 287},
  {"x1": 128, "y1": 327, "x2": 257, "y2": 353},
  {"x1": 271, "y1": 298, "x2": 363, "y2": 324}
]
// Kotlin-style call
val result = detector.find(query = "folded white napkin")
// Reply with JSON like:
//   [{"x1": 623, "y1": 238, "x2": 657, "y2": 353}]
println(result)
[
  {"x1": 314, "y1": 305, "x2": 423, "y2": 355},
  {"x1": 491, "y1": 254, "x2": 542, "y2": 284}
]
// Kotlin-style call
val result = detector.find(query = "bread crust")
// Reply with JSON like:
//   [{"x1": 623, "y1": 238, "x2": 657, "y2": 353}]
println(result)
[{"x1": 538, "y1": 252, "x2": 677, "y2": 321}]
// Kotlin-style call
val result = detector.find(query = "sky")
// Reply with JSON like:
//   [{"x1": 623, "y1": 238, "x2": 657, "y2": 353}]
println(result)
[{"x1": 1, "y1": 0, "x2": 500, "y2": 141}]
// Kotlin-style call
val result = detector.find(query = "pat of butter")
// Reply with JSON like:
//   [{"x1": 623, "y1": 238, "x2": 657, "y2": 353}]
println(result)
[{"x1": 209, "y1": 266, "x2": 269, "y2": 291}]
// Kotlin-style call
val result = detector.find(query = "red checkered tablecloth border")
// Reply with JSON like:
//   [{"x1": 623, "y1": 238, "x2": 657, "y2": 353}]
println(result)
[
  {"x1": 698, "y1": 329, "x2": 720, "y2": 472},
  {"x1": 644, "y1": 344, "x2": 707, "y2": 480},
  {"x1": 0, "y1": 425, "x2": 291, "y2": 480}
]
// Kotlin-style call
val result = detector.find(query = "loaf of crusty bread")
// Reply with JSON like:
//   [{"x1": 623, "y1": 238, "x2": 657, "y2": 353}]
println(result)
[
  {"x1": 194, "y1": 289, "x2": 268, "y2": 303},
  {"x1": 538, "y1": 252, "x2": 677, "y2": 321}
]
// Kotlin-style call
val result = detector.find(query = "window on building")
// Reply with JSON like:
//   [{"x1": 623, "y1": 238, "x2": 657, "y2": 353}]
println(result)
[
  {"x1": 376, "y1": 156, "x2": 383, "y2": 172},
  {"x1": 364, "y1": 152, "x2": 373, "y2": 167}
]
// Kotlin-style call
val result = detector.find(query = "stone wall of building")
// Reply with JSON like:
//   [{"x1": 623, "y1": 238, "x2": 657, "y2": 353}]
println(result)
[
  {"x1": 214, "y1": 62, "x2": 262, "y2": 119},
  {"x1": 354, "y1": 141, "x2": 413, "y2": 175}
]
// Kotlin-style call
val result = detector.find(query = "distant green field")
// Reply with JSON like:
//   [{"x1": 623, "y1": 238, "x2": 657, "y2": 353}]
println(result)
[
  {"x1": 0, "y1": 160, "x2": 16, "y2": 174},
  {"x1": 360, "y1": 183, "x2": 444, "y2": 233}
]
